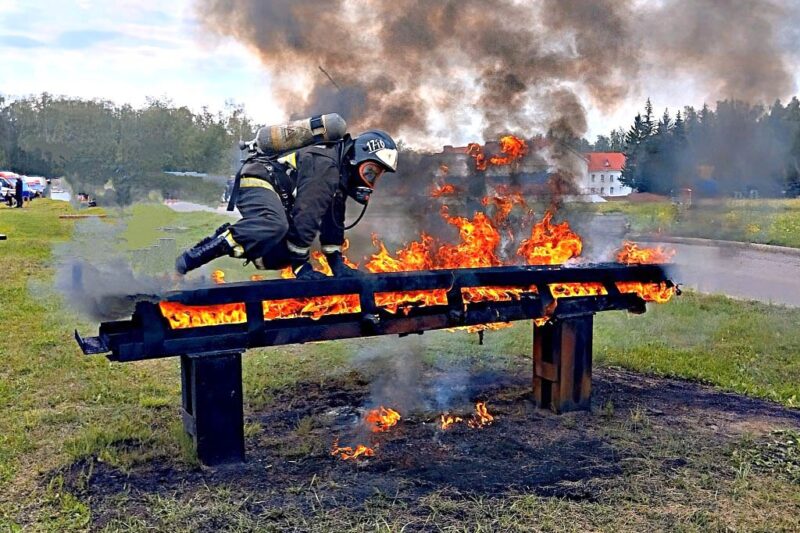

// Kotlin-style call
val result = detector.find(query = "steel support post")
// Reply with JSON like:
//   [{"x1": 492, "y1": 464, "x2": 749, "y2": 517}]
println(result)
[
  {"x1": 180, "y1": 351, "x2": 245, "y2": 465},
  {"x1": 533, "y1": 315, "x2": 593, "y2": 413}
]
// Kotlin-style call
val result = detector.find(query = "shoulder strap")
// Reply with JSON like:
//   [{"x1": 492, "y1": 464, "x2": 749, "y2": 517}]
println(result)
[{"x1": 226, "y1": 166, "x2": 242, "y2": 212}]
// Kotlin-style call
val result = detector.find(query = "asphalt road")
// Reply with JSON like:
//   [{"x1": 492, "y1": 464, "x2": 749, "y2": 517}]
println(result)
[{"x1": 647, "y1": 240, "x2": 800, "y2": 307}]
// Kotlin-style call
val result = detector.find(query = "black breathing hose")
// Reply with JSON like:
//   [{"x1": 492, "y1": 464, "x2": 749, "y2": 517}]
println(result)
[{"x1": 343, "y1": 202, "x2": 369, "y2": 230}]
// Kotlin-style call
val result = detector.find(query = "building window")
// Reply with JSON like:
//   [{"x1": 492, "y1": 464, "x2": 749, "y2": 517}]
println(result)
[
  {"x1": 591, "y1": 174, "x2": 596, "y2": 182},
  {"x1": 610, "y1": 175, "x2": 614, "y2": 183},
  {"x1": 610, "y1": 186, "x2": 615, "y2": 194},
  {"x1": 601, "y1": 174, "x2": 605, "y2": 182},
  {"x1": 600, "y1": 187, "x2": 605, "y2": 194}
]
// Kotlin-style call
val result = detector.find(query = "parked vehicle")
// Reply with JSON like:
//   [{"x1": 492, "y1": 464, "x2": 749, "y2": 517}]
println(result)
[
  {"x1": 24, "y1": 176, "x2": 49, "y2": 197},
  {"x1": 0, "y1": 177, "x2": 14, "y2": 204},
  {"x1": 1, "y1": 176, "x2": 33, "y2": 206}
]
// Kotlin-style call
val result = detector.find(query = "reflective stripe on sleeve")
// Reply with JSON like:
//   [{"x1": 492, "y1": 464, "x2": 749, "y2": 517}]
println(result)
[
  {"x1": 287, "y1": 241, "x2": 310, "y2": 255},
  {"x1": 239, "y1": 177, "x2": 277, "y2": 193},
  {"x1": 321, "y1": 244, "x2": 343, "y2": 254}
]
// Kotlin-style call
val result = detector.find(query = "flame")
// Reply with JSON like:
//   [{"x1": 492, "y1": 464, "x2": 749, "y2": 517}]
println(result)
[
  {"x1": 550, "y1": 282, "x2": 607, "y2": 299},
  {"x1": 431, "y1": 183, "x2": 457, "y2": 198},
  {"x1": 250, "y1": 274, "x2": 265, "y2": 281},
  {"x1": 211, "y1": 269, "x2": 225, "y2": 284},
  {"x1": 616, "y1": 241, "x2": 676, "y2": 264},
  {"x1": 517, "y1": 211, "x2": 582, "y2": 265},
  {"x1": 617, "y1": 281, "x2": 676, "y2": 303},
  {"x1": 466, "y1": 135, "x2": 527, "y2": 171},
  {"x1": 440, "y1": 414, "x2": 463, "y2": 430},
  {"x1": 466, "y1": 142, "x2": 487, "y2": 171},
  {"x1": 159, "y1": 180, "x2": 675, "y2": 330},
  {"x1": 364, "y1": 406, "x2": 401, "y2": 433},
  {"x1": 488, "y1": 135, "x2": 528, "y2": 166},
  {"x1": 481, "y1": 185, "x2": 528, "y2": 224},
  {"x1": 159, "y1": 301, "x2": 247, "y2": 329},
  {"x1": 330, "y1": 440, "x2": 375, "y2": 461},
  {"x1": 439, "y1": 402, "x2": 495, "y2": 430},
  {"x1": 468, "y1": 401, "x2": 494, "y2": 428}
]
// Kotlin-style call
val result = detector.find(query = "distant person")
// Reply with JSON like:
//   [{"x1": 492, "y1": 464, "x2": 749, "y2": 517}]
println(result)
[
  {"x1": 222, "y1": 176, "x2": 235, "y2": 204},
  {"x1": 15, "y1": 177, "x2": 23, "y2": 208}
]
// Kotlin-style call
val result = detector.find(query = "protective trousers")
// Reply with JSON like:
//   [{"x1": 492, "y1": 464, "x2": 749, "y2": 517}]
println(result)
[{"x1": 228, "y1": 184, "x2": 291, "y2": 269}]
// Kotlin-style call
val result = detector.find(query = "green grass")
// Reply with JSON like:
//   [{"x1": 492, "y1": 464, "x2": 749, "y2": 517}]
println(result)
[
  {"x1": 1, "y1": 200, "x2": 799, "y2": 530},
  {"x1": 594, "y1": 198, "x2": 800, "y2": 247}
]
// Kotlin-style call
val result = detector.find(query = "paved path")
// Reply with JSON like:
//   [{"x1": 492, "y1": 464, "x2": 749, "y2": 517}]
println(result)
[{"x1": 639, "y1": 237, "x2": 800, "y2": 307}]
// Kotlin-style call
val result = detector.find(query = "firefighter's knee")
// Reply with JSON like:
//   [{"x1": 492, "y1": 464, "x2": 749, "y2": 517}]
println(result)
[{"x1": 274, "y1": 215, "x2": 289, "y2": 239}]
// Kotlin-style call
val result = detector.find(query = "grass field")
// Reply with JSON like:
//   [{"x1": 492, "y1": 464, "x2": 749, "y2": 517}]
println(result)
[
  {"x1": 594, "y1": 198, "x2": 800, "y2": 248},
  {"x1": 1, "y1": 200, "x2": 798, "y2": 531}
]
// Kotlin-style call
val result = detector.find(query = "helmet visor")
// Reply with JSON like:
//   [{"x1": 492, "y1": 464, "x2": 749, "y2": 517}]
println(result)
[{"x1": 358, "y1": 161, "x2": 385, "y2": 187}]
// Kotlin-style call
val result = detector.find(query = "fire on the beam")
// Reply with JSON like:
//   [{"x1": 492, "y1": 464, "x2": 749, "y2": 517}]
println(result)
[{"x1": 158, "y1": 135, "x2": 677, "y2": 330}]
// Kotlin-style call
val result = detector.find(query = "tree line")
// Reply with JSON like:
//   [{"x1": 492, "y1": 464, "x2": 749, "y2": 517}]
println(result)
[
  {"x1": 597, "y1": 98, "x2": 800, "y2": 197},
  {"x1": 0, "y1": 93, "x2": 257, "y2": 204}
]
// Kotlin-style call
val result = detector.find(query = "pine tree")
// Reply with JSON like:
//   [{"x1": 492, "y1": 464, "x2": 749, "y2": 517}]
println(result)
[
  {"x1": 658, "y1": 108, "x2": 672, "y2": 134},
  {"x1": 621, "y1": 112, "x2": 647, "y2": 190},
  {"x1": 673, "y1": 110, "x2": 686, "y2": 142},
  {"x1": 642, "y1": 98, "x2": 654, "y2": 137}
]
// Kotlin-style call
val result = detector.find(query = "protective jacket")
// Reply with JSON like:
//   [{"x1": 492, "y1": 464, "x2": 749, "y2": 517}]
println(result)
[{"x1": 229, "y1": 142, "x2": 348, "y2": 265}]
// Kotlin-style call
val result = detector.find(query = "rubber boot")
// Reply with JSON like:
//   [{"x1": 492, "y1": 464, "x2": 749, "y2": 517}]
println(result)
[
  {"x1": 194, "y1": 223, "x2": 231, "y2": 249},
  {"x1": 175, "y1": 234, "x2": 233, "y2": 275}
]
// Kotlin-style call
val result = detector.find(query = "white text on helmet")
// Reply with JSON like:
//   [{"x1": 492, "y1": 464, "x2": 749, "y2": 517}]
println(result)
[{"x1": 366, "y1": 139, "x2": 386, "y2": 152}]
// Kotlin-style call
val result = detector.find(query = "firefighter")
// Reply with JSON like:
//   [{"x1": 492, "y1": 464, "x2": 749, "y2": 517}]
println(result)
[
  {"x1": 175, "y1": 130, "x2": 398, "y2": 279},
  {"x1": 14, "y1": 177, "x2": 23, "y2": 208}
]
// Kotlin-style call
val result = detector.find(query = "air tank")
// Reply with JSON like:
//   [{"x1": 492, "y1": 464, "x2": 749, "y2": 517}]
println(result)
[{"x1": 255, "y1": 113, "x2": 347, "y2": 155}]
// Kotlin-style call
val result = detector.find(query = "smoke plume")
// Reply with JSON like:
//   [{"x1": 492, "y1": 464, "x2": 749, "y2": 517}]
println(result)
[{"x1": 197, "y1": 0, "x2": 799, "y2": 147}]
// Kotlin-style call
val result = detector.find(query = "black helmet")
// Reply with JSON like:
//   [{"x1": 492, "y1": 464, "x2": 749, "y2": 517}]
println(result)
[{"x1": 351, "y1": 130, "x2": 398, "y2": 172}]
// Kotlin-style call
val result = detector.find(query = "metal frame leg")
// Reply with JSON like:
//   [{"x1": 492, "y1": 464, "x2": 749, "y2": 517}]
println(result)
[
  {"x1": 533, "y1": 316, "x2": 593, "y2": 413},
  {"x1": 181, "y1": 351, "x2": 245, "y2": 465}
]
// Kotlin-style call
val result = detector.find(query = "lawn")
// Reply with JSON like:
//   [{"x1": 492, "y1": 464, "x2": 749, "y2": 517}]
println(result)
[
  {"x1": 0, "y1": 200, "x2": 798, "y2": 531},
  {"x1": 594, "y1": 198, "x2": 800, "y2": 248}
]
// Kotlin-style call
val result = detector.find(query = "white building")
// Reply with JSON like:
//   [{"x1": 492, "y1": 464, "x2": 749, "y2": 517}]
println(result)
[{"x1": 577, "y1": 153, "x2": 632, "y2": 198}]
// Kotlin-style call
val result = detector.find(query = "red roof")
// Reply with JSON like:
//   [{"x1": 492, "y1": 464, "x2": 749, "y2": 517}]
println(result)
[{"x1": 585, "y1": 152, "x2": 625, "y2": 172}]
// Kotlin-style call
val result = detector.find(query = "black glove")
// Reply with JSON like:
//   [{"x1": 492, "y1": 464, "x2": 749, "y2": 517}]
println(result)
[
  {"x1": 293, "y1": 261, "x2": 328, "y2": 280},
  {"x1": 325, "y1": 251, "x2": 360, "y2": 278}
]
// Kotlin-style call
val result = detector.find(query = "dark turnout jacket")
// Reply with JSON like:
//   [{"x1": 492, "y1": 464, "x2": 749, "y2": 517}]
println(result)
[
  {"x1": 287, "y1": 144, "x2": 347, "y2": 254},
  {"x1": 236, "y1": 143, "x2": 348, "y2": 260}
]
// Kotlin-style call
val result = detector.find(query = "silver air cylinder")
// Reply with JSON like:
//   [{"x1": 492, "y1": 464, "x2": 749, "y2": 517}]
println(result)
[{"x1": 255, "y1": 113, "x2": 347, "y2": 155}]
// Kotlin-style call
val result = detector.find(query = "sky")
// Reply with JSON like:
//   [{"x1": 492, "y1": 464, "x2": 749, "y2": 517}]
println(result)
[{"x1": 1, "y1": 0, "x2": 798, "y2": 147}]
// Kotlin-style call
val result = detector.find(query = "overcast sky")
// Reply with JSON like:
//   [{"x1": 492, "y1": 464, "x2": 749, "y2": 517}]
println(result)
[{"x1": 2, "y1": 0, "x2": 798, "y2": 146}]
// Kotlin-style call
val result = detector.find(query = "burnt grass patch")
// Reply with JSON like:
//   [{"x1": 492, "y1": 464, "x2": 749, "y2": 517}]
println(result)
[{"x1": 55, "y1": 367, "x2": 800, "y2": 530}]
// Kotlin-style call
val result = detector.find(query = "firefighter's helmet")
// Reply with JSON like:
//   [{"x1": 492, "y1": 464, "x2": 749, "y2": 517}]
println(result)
[{"x1": 351, "y1": 130, "x2": 398, "y2": 172}]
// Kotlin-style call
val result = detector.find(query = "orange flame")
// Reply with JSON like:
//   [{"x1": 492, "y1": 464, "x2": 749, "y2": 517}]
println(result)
[
  {"x1": 431, "y1": 183, "x2": 457, "y2": 198},
  {"x1": 466, "y1": 135, "x2": 527, "y2": 171},
  {"x1": 365, "y1": 406, "x2": 401, "y2": 433},
  {"x1": 211, "y1": 269, "x2": 225, "y2": 284},
  {"x1": 159, "y1": 184, "x2": 674, "y2": 329},
  {"x1": 481, "y1": 185, "x2": 528, "y2": 224},
  {"x1": 439, "y1": 402, "x2": 495, "y2": 430},
  {"x1": 616, "y1": 241, "x2": 676, "y2": 264},
  {"x1": 331, "y1": 440, "x2": 375, "y2": 461},
  {"x1": 468, "y1": 401, "x2": 494, "y2": 428},
  {"x1": 488, "y1": 135, "x2": 528, "y2": 166},
  {"x1": 550, "y1": 282, "x2": 607, "y2": 299},
  {"x1": 617, "y1": 281, "x2": 676, "y2": 303},
  {"x1": 466, "y1": 142, "x2": 487, "y2": 171},
  {"x1": 517, "y1": 211, "x2": 582, "y2": 265},
  {"x1": 440, "y1": 414, "x2": 463, "y2": 430}
]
